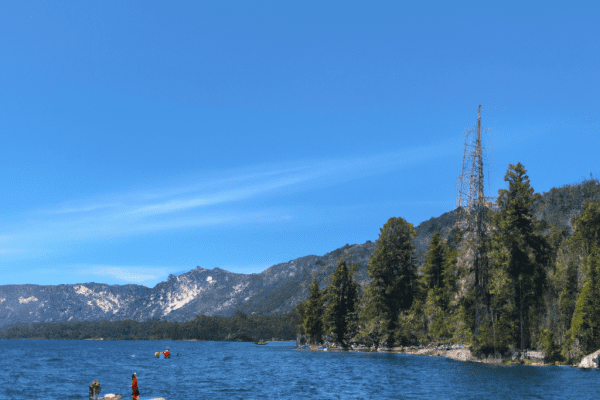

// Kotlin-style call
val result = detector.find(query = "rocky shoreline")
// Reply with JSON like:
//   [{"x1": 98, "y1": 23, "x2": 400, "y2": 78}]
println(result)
[
  {"x1": 391, "y1": 346, "x2": 544, "y2": 366},
  {"x1": 297, "y1": 344, "x2": 600, "y2": 369}
]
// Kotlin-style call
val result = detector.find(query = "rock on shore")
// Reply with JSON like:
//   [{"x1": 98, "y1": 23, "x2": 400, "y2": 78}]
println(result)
[
  {"x1": 401, "y1": 347, "x2": 482, "y2": 363},
  {"x1": 304, "y1": 344, "x2": 556, "y2": 366},
  {"x1": 399, "y1": 346, "x2": 554, "y2": 365},
  {"x1": 578, "y1": 350, "x2": 600, "y2": 368},
  {"x1": 445, "y1": 348, "x2": 480, "y2": 362}
]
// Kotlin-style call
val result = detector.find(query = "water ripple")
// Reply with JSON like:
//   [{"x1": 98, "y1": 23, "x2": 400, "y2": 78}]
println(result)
[{"x1": 0, "y1": 340, "x2": 599, "y2": 399}]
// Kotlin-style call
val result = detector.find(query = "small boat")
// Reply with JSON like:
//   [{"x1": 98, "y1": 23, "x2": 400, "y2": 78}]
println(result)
[{"x1": 253, "y1": 340, "x2": 268, "y2": 345}]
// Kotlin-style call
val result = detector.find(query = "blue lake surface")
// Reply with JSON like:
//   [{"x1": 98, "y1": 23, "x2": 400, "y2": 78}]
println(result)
[{"x1": 0, "y1": 339, "x2": 598, "y2": 399}]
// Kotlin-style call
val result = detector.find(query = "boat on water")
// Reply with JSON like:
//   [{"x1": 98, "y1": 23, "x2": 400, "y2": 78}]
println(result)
[{"x1": 253, "y1": 340, "x2": 268, "y2": 345}]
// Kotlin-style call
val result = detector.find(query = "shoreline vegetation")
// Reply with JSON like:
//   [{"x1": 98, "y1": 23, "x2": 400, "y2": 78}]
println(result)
[
  {"x1": 296, "y1": 167, "x2": 600, "y2": 369},
  {"x1": 0, "y1": 311, "x2": 299, "y2": 342},
  {"x1": 297, "y1": 343, "x2": 600, "y2": 368}
]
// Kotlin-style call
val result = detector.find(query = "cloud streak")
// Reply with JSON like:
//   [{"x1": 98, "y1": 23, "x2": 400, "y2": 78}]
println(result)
[{"x1": 0, "y1": 142, "x2": 453, "y2": 256}]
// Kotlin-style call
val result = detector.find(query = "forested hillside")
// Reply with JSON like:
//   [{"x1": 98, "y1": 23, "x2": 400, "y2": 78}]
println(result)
[
  {"x1": 298, "y1": 166, "x2": 600, "y2": 364},
  {"x1": 0, "y1": 311, "x2": 299, "y2": 341},
  {"x1": 533, "y1": 175, "x2": 600, "y2": 233}
]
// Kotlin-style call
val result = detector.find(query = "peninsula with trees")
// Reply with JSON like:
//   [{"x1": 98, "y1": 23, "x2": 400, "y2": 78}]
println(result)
[{"x1": 297, "y1": 164, "x2": 600, "y2": 367}]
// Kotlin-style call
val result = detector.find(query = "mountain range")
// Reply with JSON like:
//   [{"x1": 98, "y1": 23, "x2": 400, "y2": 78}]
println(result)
[{"x1": 1, "y1": 178, "x2": 598, "y2": 329}]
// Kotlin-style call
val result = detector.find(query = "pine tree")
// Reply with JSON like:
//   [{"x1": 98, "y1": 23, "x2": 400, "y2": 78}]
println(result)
[
  {"x1": 491, "y1": 162, "x2": 546, "y2": 351},
  {"x1": 323, "y1": 260, "x2": 359, "y2": 348},
  {"x1": 421, "y1": 232, "x2": 455, "y2": 341},
  {"x1": 569, "y1": 260, "x2": 599, "y2": 355},
  {"x1": 540, "y1": 329, "x2": 561, "y2": 363},
  {"x1": 359, "y1": 216, "x2": 418, "y2": 347},
  {"x1": 422, "y1": 232, "x2": 445, "y2": 290},
  {"x1": 442, "y1": 245, "x2": 459, "y2": 309},
  {"x1": 568, "y1": 200, "x2": 600, "y2": 356},
  {"x1": 303, "y1": 278, "x2": 326, "y2": 345},
  {"x1": 553, "y1": 236, "x2": 580, "y2": 358}
]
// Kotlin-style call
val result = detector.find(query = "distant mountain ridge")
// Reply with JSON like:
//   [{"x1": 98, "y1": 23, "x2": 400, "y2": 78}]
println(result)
[
  {"x1": 0, "y1": 243, "x2": 375, "y2": 329},
  {"x1": 1, "y1": 178, "x2": 598, "y2": 329}
]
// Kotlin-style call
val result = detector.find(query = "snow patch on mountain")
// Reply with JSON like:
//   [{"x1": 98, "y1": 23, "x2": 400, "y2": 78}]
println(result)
[
  {"x1": 215, "y1": 299, "x2": 234, "y2": 312},
  {"x1": 19, "y1": 296, "x2": 38, "y2": 304},
  {"x1": 161, "y1": 284, "x2": 206, "y2": 315},
  {"x1": 76, "y1": 287, "x2": 124, "y2": 314},
  {"x1": 99, "y1": 299, "x2": 120, "y2": 313},
  {"x1": 74, "y1": 285, "x2": 93, "y2": 296},
  {"x1": 232, "y1": 282, "x2": 248, "y2": 294}
]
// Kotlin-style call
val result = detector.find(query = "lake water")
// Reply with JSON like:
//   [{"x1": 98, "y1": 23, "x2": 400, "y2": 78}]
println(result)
[{"x1": 0, "y1": 339, "x2": 598, "y2": 399}]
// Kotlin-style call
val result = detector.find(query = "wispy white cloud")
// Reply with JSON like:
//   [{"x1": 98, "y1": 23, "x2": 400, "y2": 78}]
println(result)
[
  {"x1": 43, "y1": 203, "x2": 122, "y2": 215},
  {"x1": 0, "y1": 143, "x2": 453, "y2": 253},
  {"x1": 0, "y1": 248, "x2": 24, "y2": 255}
]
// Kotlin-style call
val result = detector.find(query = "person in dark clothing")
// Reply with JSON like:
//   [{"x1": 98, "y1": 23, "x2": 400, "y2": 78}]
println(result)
[
  {"x1": 89, "y1": 380, "x2": 101, "y2": 400},
  {"x1": 132, "y1": 373, "x2": 139, "y2": 400}
]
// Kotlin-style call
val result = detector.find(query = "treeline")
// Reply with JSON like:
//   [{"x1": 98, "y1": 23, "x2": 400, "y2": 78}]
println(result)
[
  {"x1": 0, "y1": 311, "x2": 299, "y2": 341},
  {"x1": 297, "y1": 163, "x2": 600, "y2": 364}
]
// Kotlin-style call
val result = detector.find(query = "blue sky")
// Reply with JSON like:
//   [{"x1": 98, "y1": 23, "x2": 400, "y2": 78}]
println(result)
[{"x1": 0, "y1": 1, "x2": 598, "y2": 287}]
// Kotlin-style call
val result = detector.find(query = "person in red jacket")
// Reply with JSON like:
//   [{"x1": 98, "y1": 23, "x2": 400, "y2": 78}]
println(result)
[
  {"x1": 163, "y1": 350, "x2": 170, "y2": 359},
  {"x1": 131, "y1": 373, "x2": 139, "y2": 400}
]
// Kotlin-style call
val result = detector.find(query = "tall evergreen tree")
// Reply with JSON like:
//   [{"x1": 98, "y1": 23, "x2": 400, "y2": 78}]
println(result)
[
  {"x1": 491, "y1": 162, "x2": 545, "y2": 350},
  {"x1": 550, "y1": 235, "x2": 581, "y2": 358},
  {"x1": 568, "y1": 200, "x2": 600, "y2": 356},
  {"x1": 420, "y1": 232, "x2": 455, "y2": 341},
  {"x1": 442, "y1": 245, "x2": 459, "y2": 310},
  {"x1": 302, "y1": 278, "x2": 326, "y2": 345},
  {"x1": 359, "y1": 216, "x2": 418, "y2": 347},
  {"x1": 323, "y1": 260, "x2": 359, "y2": 347},
  {"x1": 569, "y1": 253, "x2": 600, "y2": 355},
  {"x1": 422, "y1": 232, "x2": 446, "y2": 290}
]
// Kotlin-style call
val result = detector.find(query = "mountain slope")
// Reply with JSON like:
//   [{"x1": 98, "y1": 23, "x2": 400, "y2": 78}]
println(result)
[
  {"x1": 0, "y1": 243, "x2": 375, "y2": 328},
  {"x1": 1, "y1": 178, "x2": 597, "y2": 329}
]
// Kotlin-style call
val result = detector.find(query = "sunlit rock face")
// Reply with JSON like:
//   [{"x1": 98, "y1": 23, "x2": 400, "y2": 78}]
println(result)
[{"x1": 578, "y1": 350, "x2": 600, "y2": 368}]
